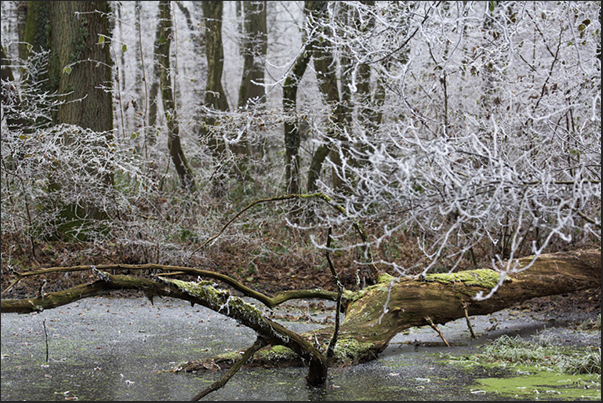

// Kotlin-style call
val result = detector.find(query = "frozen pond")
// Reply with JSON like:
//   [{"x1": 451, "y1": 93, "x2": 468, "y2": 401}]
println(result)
[{"x1": 1, "y1": 295, "x2": 599, "y2": 401}]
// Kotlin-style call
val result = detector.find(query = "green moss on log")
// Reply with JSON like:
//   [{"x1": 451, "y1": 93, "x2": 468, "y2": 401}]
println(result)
[
  {"x1": 424, "y1": 269, "x2": 503, "y2": 289},
  {"x1": 332, "y1": 338, "x2": 375, "y2": 362},
  {"x1": 256, "y1": 345, "x2": 297, "y2": 361}
]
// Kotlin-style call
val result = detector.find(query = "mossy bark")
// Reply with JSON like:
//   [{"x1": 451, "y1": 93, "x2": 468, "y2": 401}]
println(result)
[
  {"x1": 310, "y1": 249, "x2": 601, "y2": 363},
  {"x1": 179, "y1": 249, "x2": 601, "y2": 369}
]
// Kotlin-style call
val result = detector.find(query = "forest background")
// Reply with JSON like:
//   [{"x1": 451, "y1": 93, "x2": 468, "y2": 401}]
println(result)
[{"x1": 0, "y1": 1, "x2": 600, "y2": 299}]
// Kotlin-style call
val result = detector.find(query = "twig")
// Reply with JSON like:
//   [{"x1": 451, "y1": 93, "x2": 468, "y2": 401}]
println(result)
[
  {"x1": 425, "y1": 317, "x2": 450, "y2": 347},
  {"x1": 325, "y1": 227, "x2": 343, "y2": 359},
  {"x1": 1, "y1": 278, "x2": 21, "y2": 295},
  {"x1": 190, "y1": 337, "x2": 265, "y2": 401},
  {"x1": 462, "y1": 302, "x2": 477, "y2": 339},
  {"x1": 42, "y1": 319, "x2": 49, "y2": 362}
]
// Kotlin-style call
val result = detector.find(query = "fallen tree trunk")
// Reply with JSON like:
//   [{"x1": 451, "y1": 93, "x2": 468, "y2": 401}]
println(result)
[
  {"x1": 1, "y1": 250, "x2": 600, "y2": 373},
  {"x1": 325, "y1": 248, "x2": 600, "y2": 362},
  {"x1": 180, "y1": 249, "x2": 601, "y2": 370}
]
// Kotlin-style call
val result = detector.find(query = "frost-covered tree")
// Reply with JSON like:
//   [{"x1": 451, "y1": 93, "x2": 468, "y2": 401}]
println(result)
[{"x1": 296, "y1": 1, "x2": 600, "y2": 293}]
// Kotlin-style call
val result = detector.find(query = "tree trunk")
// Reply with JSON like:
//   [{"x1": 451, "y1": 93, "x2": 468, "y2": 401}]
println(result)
[
  {"x1": 43, "y1": 1, "x2": 115, "y2": 225},
  {"x1": 306, "y1": 143, "x2": 329, "y2": 192},
  {"x1": 355, "y1": 1, "x2": 381, "y2": 164},
  {"x1": 180, "y1": 249, "x2": 601, "y2": 369},
  {"x1": 147, "y1": 2, "x2": 162, "y2": 148},
  {"x1": 201, "y1": 2, "x2": 230, "y2": 114},
  {"x1": 50, "y1": 1, "x2": 113, "y2": 134},
  {"x1": 238, "y1": 1, "x2": 267, "y2": 109},
  {"x1": 283, "y1": 49, "x2": 312, "y2": 194},
  {"x1": 157, "y1": 1, "x2": 197, "y2": 193},
  {"x1": 282, "y1": 1, "x2": 326, "y2": 195},
  {"x1": 200, "y1": 0, "x2": 230, "y2": 196},
  {"x1": 308, "y1": 2, "x2": 350, "y2": 194},
  {"x1": 21, "y1": 1, "x2": 52, "y2": 95},
  {"x1": 234, "y1": 1, "x2": 268, "y2": 171}
]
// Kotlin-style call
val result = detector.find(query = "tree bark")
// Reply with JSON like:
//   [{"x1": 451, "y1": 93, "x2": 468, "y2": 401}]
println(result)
[
  {"x1": 237, "y1": 1, "x2": 267, "y2": 109},
  {"x1": 50, "y1": 1, "x2": 113, "y2": 134},
  {"x1": 42, "y1": 2, "x2": 115, "y2": 224},
  {"x1": 283, "y1": 49, "x2": 312, "y2": 194},
  {"x1": 21, "y1": 0, "x2": 52, "y2": 101},
  {"x1": 307, "y1": 2, "x2": 350, "y2": 194},
  {"x1": 282, "y1": 1, "x2": 325, "y2": 195},
  {"x1": 147, "y1": 3, "x2": 162, "y2": 148},
  {"x1": 157, "y1": 1, "x2": 197, "y2": 193},
  {"x1": 234, "y1": 1, "x2": 268, "y2": 171},
  {"x1": 200, "y1": 0, "x2": 230, "y2": 196}
]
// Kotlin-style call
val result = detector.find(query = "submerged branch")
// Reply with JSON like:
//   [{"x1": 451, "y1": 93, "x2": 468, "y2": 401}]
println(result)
[{"x1": 190, "y1": 337, "x2": 266, "y2": 401}]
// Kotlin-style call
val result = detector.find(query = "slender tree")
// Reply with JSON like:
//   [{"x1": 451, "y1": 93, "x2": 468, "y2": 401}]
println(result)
[
  {"x1": 238, "y1": 1, "x2": 267, "y2": 109},
  {"x1": 156, "y1": 1, "x2": 197, "y2": 193},
  {"x1": 306, "y1": 2, "x2": 350, "y2": 194},
  {"x1": 147, "y1": 3, "x2": 163, "y2": 148},
  {"x1": 283, "y1": 1, "x2": 324, "y2": 194},
  {"x1": 200, "y1": 0, "x2": 230, "y2": 195}
]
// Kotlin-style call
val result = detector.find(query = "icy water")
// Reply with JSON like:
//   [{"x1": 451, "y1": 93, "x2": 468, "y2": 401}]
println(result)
[{"x1": 1, "y1": 296, "x2": 600, "y2": 401}]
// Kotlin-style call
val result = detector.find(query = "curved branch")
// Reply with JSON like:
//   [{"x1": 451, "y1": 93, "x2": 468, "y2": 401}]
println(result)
[{"x1": 2, "y1": 263, "x2": 340, "y2": 308}]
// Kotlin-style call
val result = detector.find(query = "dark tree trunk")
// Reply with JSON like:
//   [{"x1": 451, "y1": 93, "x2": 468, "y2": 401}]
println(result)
[
  {"x1": 238, "y1": 1, "x2": 267, "y2": 109},
  {"x1": 307, "y1": 2, "x2": 350, "y2": 194},
  {"x1": 283, "y1": 49, "x2": 312, "y2": 194},
  {"x1": 147, "y1": 3, "x2": 163, "y2": 148},
  {"x1": 234, "y1": 1, "x2": 268, "y2": 170},
  {"x1": 50, "y1": 1, "x2": 113, "y2": 134},
  {"x1": 201, "y1": 1, "x2": 230, "y2": 113},
  {"x1": 282, "y1": 1, "x2": 328, "y2": 195},
  {"x1": 200, "y1": 0, "x2": 230, "y2": 196},
  {"x1": 157, "y1": 1, "x2": 197, "y2": 193}
]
